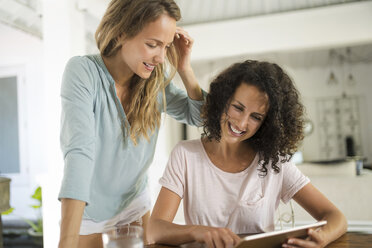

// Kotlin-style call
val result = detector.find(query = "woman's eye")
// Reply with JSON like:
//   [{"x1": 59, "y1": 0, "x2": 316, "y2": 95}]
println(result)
[
  {"x1": 233, "y1": 105, "x2": 243, "y2": 111},
  {"x1": 252, "y1": 115, "x2": 262, "y2": 122},
  {"x1": 146, "y1": 43, "x2": 156, "y2": 48}
]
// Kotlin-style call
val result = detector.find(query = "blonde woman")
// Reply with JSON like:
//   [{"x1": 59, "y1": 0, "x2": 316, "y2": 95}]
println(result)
[{"x1": 58, "y1": 0, "x2": 204, "y2": 247}]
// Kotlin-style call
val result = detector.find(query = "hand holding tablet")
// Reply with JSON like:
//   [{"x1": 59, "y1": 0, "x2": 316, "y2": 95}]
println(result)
[{"x1": 235, "y1": 221, "x2": 327, "y2": 248}]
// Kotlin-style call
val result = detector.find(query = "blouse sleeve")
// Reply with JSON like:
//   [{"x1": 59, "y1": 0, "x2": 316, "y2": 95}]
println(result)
[
  {"x1": 280, "y1": 161, "x2": 310, "y2": 204},
  {"x1": 58, "y1": 56, "x2": 96, "y2": 204},
  {"x1": 159, "y1": 142, "x2": 186, "y2": 198},
  {"x1": 163, "y1": 82, "x2": 206, "y2": 127}
]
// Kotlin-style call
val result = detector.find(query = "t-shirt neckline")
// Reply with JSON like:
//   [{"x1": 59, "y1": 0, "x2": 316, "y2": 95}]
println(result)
[{"x1": 197, "y1": 138, "x2": 258, "y2": 176}]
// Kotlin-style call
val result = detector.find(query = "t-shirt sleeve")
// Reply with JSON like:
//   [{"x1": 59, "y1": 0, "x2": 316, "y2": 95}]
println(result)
[
  {"x1": 280, "y1": 161, "x2": 310, "y2": 204},
  {"x1": 159, "y1": 142, "x2": 186, "y2": 198},
  {"x1": 163, "y1": 82, "x2": 207, "y2": 127},
  {"x1": 58, "y1": 56, "x2": 96, "y2": 204}
]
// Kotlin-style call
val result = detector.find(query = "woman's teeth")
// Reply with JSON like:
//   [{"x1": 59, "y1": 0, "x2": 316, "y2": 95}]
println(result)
[
  {"x1": 230, "y1": 123, "x2": 243, "y2": 134},
  {"x1": 144, "y1": 62, "x2": 155, "y2": 70}
]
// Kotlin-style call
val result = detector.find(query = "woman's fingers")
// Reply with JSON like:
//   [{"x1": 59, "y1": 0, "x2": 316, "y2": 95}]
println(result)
[
  {"x1": 203, "y1": 231, "x2": 215, "y2": 248},
  {"x1": 227, "y1": 228, "x2": 241, "y2": 245},
  {"x1": 175, "y1": 27, "x2": 194, "y2": 47},
  {"x1": 199, "y1": 227, "x2": 240, "y2": 248},
  {"x1": 220, "y1": 235, "x2": 235, "y2": 248},
  {"x1": 307, "y1": 228, "x2": 322, "y2": 243},
  {"x1": 174, "y1": 27, "x2": 194, "y2": 71},
  {"x1": 211, "y1": 230, "x2": 225, "y2": 248},
  {"x1": 217, "y1": 228, "x2": 236, "y2": 248},
  {"x1": 283, "y1": 237, "x2": 318, "y2": 248},
  {"x1": 282, "y1": 228, "x2": 326, "y2": 248}
]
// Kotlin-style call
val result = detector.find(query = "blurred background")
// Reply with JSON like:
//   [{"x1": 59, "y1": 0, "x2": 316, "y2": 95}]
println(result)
[{"x1": 1, "y1": 0, "x2": 372, "y2": 247}]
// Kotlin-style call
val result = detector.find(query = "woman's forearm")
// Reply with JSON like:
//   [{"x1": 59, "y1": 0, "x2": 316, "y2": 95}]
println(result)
[
  {"x1": 58, "y1": 198, "x2": 86, "y2": 248},
  {"x1": 178, "y1": 68, "x2": 203, "y2": 101},
  {"x1": 320, "y1": 209, "x2": 348, "y2": 246},
  {"x1": 293, "y1": 183, "x2": 348, "y2": 246},
  {"x1": 147, "y1": 218, "x2": 197, "y2": 245}
]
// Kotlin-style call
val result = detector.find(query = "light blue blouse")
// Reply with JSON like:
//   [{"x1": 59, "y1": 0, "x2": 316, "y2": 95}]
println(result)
[{"x1": 58, "y1": 54, "x2": 205, "y2": 221}]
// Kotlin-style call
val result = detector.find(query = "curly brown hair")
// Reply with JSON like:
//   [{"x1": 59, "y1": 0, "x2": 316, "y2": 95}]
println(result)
[{"x1": 202, "y1": 60, "x2": 305, "y2": 176}]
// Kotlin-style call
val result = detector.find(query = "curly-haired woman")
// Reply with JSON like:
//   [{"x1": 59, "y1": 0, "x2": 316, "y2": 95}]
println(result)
[{"x1": 148, "y1": 60, "x2": 347, "y2": 248}]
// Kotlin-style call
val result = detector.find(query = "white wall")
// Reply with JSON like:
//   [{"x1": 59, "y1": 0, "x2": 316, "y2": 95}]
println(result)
[
  {"x1": 183, "y1": 51, "x2": 372, "y2": 164},
  {"x1": 287, "y1": 62, "x2": 372, "y2": 162},
  {"x1": 186, "y1": 1, "x2": 372, "y2": 62},
  {"x1": 0, "y1": 22, "x2": 46, "y2": 220},
  {"x1": 41, "y1": 0, "x2": 88, "y2": 246},
  {"x1": 294, "y1": 163, "x2": 372, "y2": 224}
]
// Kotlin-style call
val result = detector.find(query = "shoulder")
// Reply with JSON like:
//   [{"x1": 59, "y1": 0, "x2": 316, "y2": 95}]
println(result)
[
  {"x1": 173, "y1": 139, "x2": 201, "y2": 152},
  {"x1": 274, "y1": 156, "x2": 307, "y2": 182},
  {"x1": 64, "y1": 55, "x2": 98, "y2": 75},
  {"x1": 62, "y1": 55, "x2": 101, "y2": 91},
  {"x1": 259, "y1": 155, "x2": 295, "y2": 178},
  {"x1": 278, "y1": 156, "x2": 297, "y2": 172},
  {"x1": 170, "y1": 139, "x2": 203, "y2": 159},
  {"x1": 167, "y1": 139, "x2": 204, "y2": 174},
  {"x1": 66, "y1": 55, "x2": 86, "y2": 65}
]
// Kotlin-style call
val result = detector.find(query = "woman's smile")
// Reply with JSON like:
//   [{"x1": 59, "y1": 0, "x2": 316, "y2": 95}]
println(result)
[
  {"x1": 221, "y1": 83, "x2": 269, "y2": 143},
  {"x1": 143, "y1": 62, "x2": 156, "y2": 71},
  {"x1": 228, "y1": 121, "x2": 246, "y2": 137}
]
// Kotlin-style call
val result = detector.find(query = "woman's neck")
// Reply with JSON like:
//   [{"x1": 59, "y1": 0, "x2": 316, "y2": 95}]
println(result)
[
  {"x1": 219, "y1": 138, "x2": 251, "y2": 159},
  {"x1": 102, "y1": 52, "x2": 133, "y2": 87},
  {"x1": 202, "y1": 137, "x2": 256, "y2": 173}
]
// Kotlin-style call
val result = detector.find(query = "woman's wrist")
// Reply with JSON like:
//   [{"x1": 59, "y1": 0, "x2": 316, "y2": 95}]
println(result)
[
  {"x1": 178, "y1": 69, "x2": 203, "y2": 100},
  {"x1": 58, "y1": 235, "x2": 79, "y2": 248},
  {"x1": 177, "y1": 65, "x2": 193, "y2": 77},
  {"x1": 188, "y1": 225, "x2": 201, "y2": 241}
]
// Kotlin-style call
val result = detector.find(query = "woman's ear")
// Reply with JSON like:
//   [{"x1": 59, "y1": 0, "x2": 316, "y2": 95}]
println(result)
[{"x1": 117, "y1": 33, "x2": 126, "y2": 45}]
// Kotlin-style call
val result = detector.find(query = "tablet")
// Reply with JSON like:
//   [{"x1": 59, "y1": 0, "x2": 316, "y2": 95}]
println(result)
[{"x1": 235, "y1": 221, "x2": 327, "y2": 248}]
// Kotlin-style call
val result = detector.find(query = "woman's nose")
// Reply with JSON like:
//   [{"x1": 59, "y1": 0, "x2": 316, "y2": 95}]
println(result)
[
  {"x1": 154, "y1": 48, "x2": 166, "y2": 64},
  {"x1": 237, "y1": 115, "x2": 250, "y2": 130}
]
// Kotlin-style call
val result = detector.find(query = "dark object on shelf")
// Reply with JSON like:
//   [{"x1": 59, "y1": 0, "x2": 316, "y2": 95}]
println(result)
[
  {"x1": 2, "y1": 219, "x2": 43, "y2": 248},
  {"x1": 0, "y1": 177, "x2": 11, "y2": 211},
  {"x1": 346, "y1": 136, "x2": 356, "y2": 157},
  {"x1": 0, "y1": 215, "x2": 3, "y2": 248},
  {"x1": 346, "y1": 156, "x2": 367, "y2": 176},
  {"x1": 364, "y1": 163, "x2": 372, "y2": 170},
  {"x1": 182, "y1": 123, "x2": 188, "y2": 140},
  {"x1": 0, "y1": 176, "x2": 11, "y2": 248},
  {"x1": 3, "y1": 231, "x2": 43, "y2": 248},
  {"x1": 307, "y1": 159, "x2": 347, "y2": 164}
]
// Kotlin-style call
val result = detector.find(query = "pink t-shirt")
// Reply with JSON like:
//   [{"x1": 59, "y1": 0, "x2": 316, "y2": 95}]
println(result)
[{"x1": 159, "y1": 139, "x2": 310, "y2": 234}]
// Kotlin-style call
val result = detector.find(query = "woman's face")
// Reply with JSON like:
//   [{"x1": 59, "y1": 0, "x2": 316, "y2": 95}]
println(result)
[
  {"x1": 119, "y1": 14, "x2": 176, "y2": 79},
  {"x1": 220, "y1": 83, "x2": 269, "y2": 144}
]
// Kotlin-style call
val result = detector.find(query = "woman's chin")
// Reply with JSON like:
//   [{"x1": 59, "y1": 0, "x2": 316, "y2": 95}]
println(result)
[{"x1": 136, "y1": 71, "x2": 152, "y2": 79}]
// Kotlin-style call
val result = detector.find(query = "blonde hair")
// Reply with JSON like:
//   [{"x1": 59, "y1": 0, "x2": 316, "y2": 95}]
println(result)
[{"x1": 95, "y1": 0, "x2": 181, "y2": 145}]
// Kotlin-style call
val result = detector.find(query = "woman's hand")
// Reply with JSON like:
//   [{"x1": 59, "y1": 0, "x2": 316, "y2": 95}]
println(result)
[
  {"x1": 172, "y1": 27, "x2": 203, "y2": 100},
  {"x1": 174, "y1": 27, "x2": 194, "y2": 73},
  {"x1": 282, "y1": 228, "x2": 326, "y2": 248},
  {"x1": 190, "y1": 226, "x2": 241, "y2": 248},
  {"x1": 291, "y1": 183, "x2": 348, "y2": 248}
]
